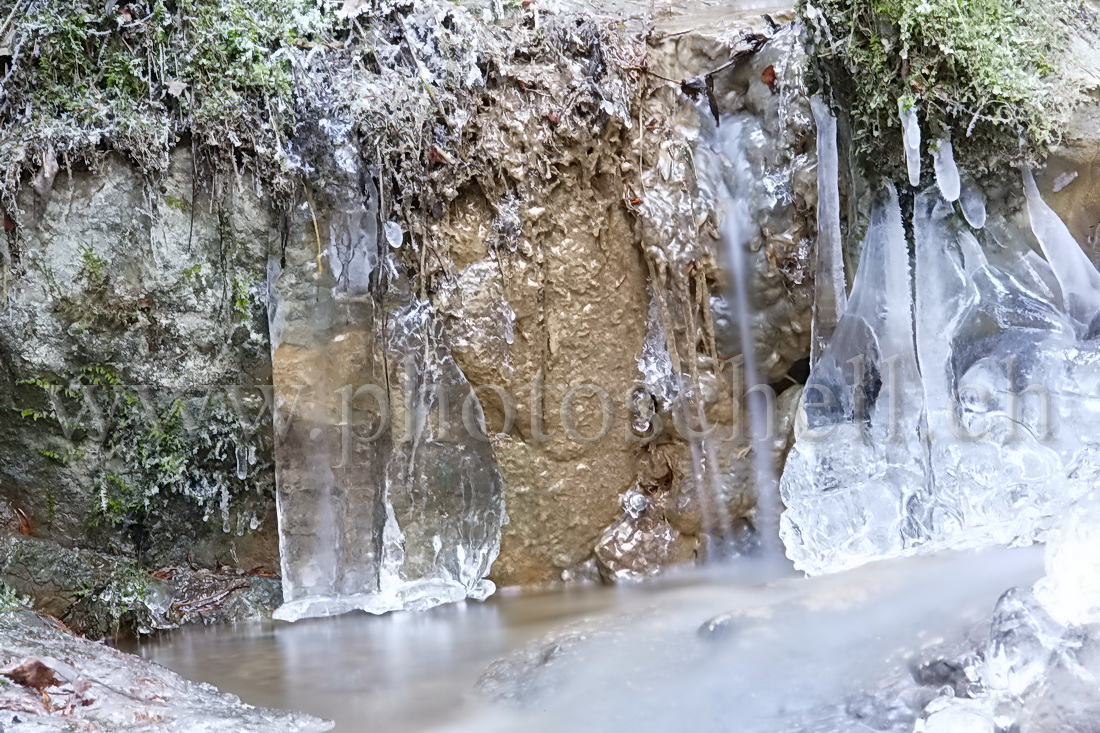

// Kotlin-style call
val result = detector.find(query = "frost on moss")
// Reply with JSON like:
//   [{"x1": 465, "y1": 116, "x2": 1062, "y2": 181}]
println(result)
[
  {"x1": 0, "y1": 0, "x2": 340, "y2": 210},
  {"x1": 802, "y1": 0, "x2": 1091, "y2": 178},
  {"x1": 17, "y1": 366, "x2": 273, "y2": 559}
]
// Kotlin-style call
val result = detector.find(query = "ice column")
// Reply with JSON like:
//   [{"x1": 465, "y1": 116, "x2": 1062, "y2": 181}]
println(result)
[
  {"x1": 809, "y1": 96, "x2": 848, "y2": 366},
  {"x1": 269, "y1": 148, "x2": 505, "y2": 621},
  {"x1": 780, "y1": 185, "x2": 928, "y2": 573}
]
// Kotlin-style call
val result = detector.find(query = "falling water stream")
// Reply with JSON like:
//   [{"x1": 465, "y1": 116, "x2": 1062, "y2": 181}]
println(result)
[{"x1": 719, "y1": 142, "x2": 782, "y2": 558}]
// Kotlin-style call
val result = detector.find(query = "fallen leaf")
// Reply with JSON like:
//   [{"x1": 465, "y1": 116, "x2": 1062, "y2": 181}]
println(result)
[
  {"x1": 15, "y1": 508, "x2": 33, "y2": 536},
  {"x1": 428, "y1": 146, "x2": 454, "y2": 166},
  {"x1": 166, "y1": 80, "x2": 187, "y2": 98},
  {"x1": 761, "y1": 64, "x2": 777, "y2": 93},
  {"x1": 1, "y1": 659, "x2": 60, "y2": 692}
]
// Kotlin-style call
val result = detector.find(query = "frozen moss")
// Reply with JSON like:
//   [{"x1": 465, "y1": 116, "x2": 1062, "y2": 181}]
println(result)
[
  {"x1": 0, "y1": 0, "x2": 342, "y2": 210},
  {"x1": 17, "y1": 366, "x2": 273, "y2": 559},
  {"x1": 803, "y1": 0, "x2": 1092, "y2": 178}
]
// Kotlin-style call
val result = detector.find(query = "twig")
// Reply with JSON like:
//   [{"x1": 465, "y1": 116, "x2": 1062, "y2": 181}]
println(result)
[
  {"x1": 0, "y1": 0, "x2": 28, "y2": 43},
  {"x1": 302, "y1": 185, "x2": 323, "y2": 276},
  {"x1": 394, "y1": 13, "x2": 441, "y2": 109},
  {"x1": 172, "y1": 582, "x2": 249, "y2": 612}
]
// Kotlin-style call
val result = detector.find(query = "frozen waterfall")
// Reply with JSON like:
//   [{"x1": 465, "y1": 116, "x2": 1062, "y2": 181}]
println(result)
[
  {"x1": 267, "y1": 125, "x2": 505, "y2": 621},
  {"x1": 781, "y1": 148, "x2": 1100, "y2": 574}
]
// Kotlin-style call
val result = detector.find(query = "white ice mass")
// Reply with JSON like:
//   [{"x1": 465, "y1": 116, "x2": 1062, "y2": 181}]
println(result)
[{"x1": 780, "y1": 168, "x2": 1100, "y2": 574}]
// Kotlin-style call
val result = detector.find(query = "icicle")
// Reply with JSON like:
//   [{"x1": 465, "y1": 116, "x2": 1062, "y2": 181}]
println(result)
[
  {"x1": 809, "y1": 96, "x2": 848, "y2": 366},
  {"x1": 932, "y1": 138, "x2": 960, "y2": 202},
  {"x1": 1023, "y1": 168, "x2": 1100, "y2": 336},
  {"x1": 959, "y1": 180, "x2": 986, "y2": 229},
  {"x1": 235, "y1": 445, "x2": 248, "y2": 480},
  {"x1": 899, "y1": 100, "x2": 921, "y2": 186}
]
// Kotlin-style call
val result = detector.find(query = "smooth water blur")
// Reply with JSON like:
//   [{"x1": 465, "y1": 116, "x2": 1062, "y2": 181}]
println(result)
[
  {"x1": 123, "y1": 548, "x2": 1042, "y2": 733},
  {"x1": 122, "y1": 581, "x2": 633, "y2": 732}
]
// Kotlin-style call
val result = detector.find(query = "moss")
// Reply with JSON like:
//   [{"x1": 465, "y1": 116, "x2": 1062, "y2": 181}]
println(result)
[
  {"x1": 55, "y1": 245, "x2": 138, "y2": 332},
  {"x1": 803, "y1": 0, "x2": 1088, "y2": 179},
  {"x1": 163, "y1": 194, "x2": 190, "y2": 212},
  {"x1": 0, "y1": 0, "x2": 345, "y2": 210},
  {"x1": 16, "y1": 366, "x2": 273, "y2": 559},
  {"x1": 0, "y1": 582, "x2": 30, "y2": 611}
]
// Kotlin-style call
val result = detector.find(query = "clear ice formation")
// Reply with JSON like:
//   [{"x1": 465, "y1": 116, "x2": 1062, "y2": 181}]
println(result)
[
  {"x1": 781, "y1": 166, "x2": 1100, "y2": 574},
  {"x1": 932, "y1": 138, "x2": 960, "y2": 202},
  {"x1": 1023, "y1": 167, "x2": 1100, "y2": 336},
  {"x1": 809, "y1": 96, "x2": 848, "y2": 366},
  {"x1": 900, "y1": 100, "x2": 921, "y2": 186},
  {"x1": 781, "y1": 184, "x2": 928, "y2": 571},
  {"x1": 269, "y1": 126, "x2": 505, "y2": 621},
  {"x1": 913, "y1": 501, "x2": 1100, "y2": 732},
  {"x1": 959, "y1": 179, "x2": 987, "y2": 229}
]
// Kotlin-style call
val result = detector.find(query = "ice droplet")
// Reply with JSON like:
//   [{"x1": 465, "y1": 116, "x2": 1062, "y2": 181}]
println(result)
[{"x1": 384, "y1": 220, "x2": 403, "y2": 249}]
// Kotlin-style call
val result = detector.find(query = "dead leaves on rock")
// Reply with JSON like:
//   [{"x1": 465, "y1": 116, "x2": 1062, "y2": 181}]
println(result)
[{"x1": 2, "y1": 658, "x2": 59, "y2": 692}]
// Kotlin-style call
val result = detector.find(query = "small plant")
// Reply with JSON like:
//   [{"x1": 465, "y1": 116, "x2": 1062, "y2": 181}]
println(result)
[
  {"x1": 0, "y1": 582, "x2": 30, "y2": 611},
  {"x1": 803, "y1": 0, "x2": 1088, "y2": 178},
  {"x1": 231, "y1": 273, "x2": 254, "y2": 321},
  {"x1": 78, "y1": 244, "x2": 108, "y2": 286}
]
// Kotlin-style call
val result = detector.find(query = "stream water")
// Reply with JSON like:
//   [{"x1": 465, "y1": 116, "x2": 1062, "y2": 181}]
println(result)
[{"x1": 124, "y1": 546, "x2": 1044, "y2": 732}]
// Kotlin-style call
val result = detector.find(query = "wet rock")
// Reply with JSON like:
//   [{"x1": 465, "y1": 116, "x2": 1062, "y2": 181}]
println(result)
[
  {"x1": 474, "y1": 615, "x2": 631, "y2": 707},
  {"x1": 1036, "y1": 20, "x2": 1100, "y2": 251},
  {"x1": 0, "y1": 536, "x2": 280, "y2": 636},
  {"x1": 0, "y1": 609, "x2": 331, "y2": 731},
  {"x1": 0, "y1": 149, "x2": 279, "y2": 571}
]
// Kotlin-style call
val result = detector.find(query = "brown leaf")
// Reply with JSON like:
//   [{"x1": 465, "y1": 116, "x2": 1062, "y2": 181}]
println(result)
[
  {"x1": 1, "y1": 659, "x2": 60, "y2": 692},
  {"x1": 428, "y1": 146, "x2": 454, "y2": 166},
  {"x1": 15, "y1": 508, "x2": 33, "y2": 536},
  {"x1": 761, "y1": 64, "x2": 777, "y2": 93}
]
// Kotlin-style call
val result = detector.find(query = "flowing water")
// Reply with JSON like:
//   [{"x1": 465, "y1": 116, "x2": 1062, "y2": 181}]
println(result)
[{"x1": 124, "y1": 546, "x2": 1044, "y2": 732}]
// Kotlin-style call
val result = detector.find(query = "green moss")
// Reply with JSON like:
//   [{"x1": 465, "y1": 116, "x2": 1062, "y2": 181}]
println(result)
[
  {"x1": 16, "y1": 367, "x2": 273, "y2": 557},
  {"x1": 164, "y1": 195, "x2": 190, "y2": 212},
  {"x1": 0, "y1": 0, "x2": 345, "y2": 209},
  {"x1": 803, "y1": 0, "x2": 1087, "y2": 178}
]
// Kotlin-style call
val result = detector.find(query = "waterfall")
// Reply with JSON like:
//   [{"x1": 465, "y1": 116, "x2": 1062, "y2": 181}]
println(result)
[
  {"x1": 712, "y1": 118, "x2": 783, "y2": 557},
  {"x1": 267, "y1": 118, "x2": 505, "y2": 621}
]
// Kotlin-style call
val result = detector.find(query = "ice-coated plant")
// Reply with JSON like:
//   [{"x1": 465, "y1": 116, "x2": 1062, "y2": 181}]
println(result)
[{"x1": 802, "y1": 0, "x2": 1090, "y2": 178}]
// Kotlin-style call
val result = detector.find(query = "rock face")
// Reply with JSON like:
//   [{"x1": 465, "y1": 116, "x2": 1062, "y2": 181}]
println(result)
[
  {"x1": 1036, "y1": 18, "x2": 1100, "y2": 250},
  {"x1": 0, "y1": 536, "x2": 280, "y2": 638},
  {"x1": 0, "y1": 609, "x2": 331, "y2": 731},
  {"x1": 0, "y1": 0, "x2": 818, "y2": 598},
  {"x1": 0, "y1": 150, "x2": 279, "y2": 571}
]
